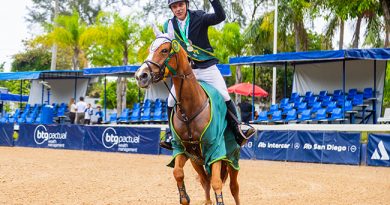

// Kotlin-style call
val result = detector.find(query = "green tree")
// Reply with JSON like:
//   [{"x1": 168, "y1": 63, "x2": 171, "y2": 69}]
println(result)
[
  {"x1": 84, "y1": 12, "x2": 139, "y2": 114},
  {"x1": 27, "y1": 0, "x2": 111, "y2": 26},
  {"x1": 11, "y1": 47, "x2": 51, "y2": 72},
  {"x1": 37, "y1": 11, "x2": 89, "y2": 70}
]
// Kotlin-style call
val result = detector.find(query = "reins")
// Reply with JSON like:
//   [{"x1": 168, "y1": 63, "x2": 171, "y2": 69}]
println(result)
[{"x1": 146, "y1": 37, "x2": 209, "y2": 145}]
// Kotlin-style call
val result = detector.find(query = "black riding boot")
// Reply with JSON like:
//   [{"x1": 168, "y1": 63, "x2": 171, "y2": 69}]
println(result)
[
  {"x1": 226, "y1": 100, "x2": 256, "y2": 146},
  {"x1": 160, "y1": 106, "x2": 173, "y2": 150}
]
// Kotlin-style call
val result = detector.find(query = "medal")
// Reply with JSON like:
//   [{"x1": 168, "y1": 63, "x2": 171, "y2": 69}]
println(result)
[{"x1": 187, "y1": 46, "x2": 194, "y2": 52}]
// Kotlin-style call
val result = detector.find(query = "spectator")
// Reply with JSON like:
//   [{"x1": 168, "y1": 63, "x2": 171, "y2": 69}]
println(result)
[
  {"x1": 84, "y1": 103, "x2": 93, "y2": 125},
  {"x1": 254, "y1": 111, "x2": 259, "y2": 121},
  {"x1": 68, "y1": 98, "x2": 77, "y2": 124},
  {"x1": 75, "y1": 96, "x2": 87, "y2": 124},
  {"x1": 95, "y1": 105, "x2": 103, "y2": 124},
  {"x1": 238, "y1": 98, "x2": 254, "y2": 123}
]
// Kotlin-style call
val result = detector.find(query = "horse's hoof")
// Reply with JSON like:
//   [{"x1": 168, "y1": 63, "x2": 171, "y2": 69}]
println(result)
[{"x1": 203, "y1": 200, "x2": 213, "y2": 205}]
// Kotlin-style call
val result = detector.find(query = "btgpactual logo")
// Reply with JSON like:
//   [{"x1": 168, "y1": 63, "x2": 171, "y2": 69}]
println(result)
[
  {"x1": 33, "y1": 125, "x2": 67, "y2": 145},
  {"x1": 101, "y1": 127, "x2": 140, "y2": 149}
]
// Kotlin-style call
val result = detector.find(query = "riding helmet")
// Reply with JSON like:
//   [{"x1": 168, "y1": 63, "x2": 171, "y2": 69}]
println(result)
[{"x1": 168, "y1": 0, "x2": 189, "y2": 7}]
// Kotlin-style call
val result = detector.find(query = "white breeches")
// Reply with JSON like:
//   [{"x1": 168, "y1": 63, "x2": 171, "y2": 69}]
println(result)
[{"x1": 167, "y1": 64, "x2": 230, "y2": 107}]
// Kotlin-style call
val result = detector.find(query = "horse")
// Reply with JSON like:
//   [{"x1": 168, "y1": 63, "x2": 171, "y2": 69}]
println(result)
[{"x1": 135, "y1": 30, "x2": 241, "y2": 205}]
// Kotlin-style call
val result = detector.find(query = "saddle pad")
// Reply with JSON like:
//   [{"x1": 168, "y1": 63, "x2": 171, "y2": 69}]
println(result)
[{"x1": 168, "y1": 81, "x2": 240, "y2": 175}]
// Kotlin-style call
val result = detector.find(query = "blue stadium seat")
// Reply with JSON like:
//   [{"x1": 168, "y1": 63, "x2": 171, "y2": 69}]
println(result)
[
  {"x1": 363, "y1": 87, "x2": 374, "y2": 99},
  {"x1": 143, "y1": 99, "x2": 151, "y2": 108},
  {"x1": 289, "y1": 92, "x2": 299, "y2": 103},
  {"x1": 311, "y1": 102, "x2": 322, "y2": 114},
  {"x1": 268, "y1": 104, "x2": 279, "y2": 115},
  {"x1": 294, "y1": 97, "x2": 304, "y2": 106},
  {"x1": 313, "y1": 109, "x2": 327, "y2": 122},
  {"x1": 327, "y1": 108, "x2": 345, "y2": 123},
  {"x1": 0, "y1": 113, "x2": 9, "y2": 123},
  {"x1": 152, "y1": 107, "x2": 163, "y2": 122},
  {"x1": 118, "y1": 108, "x2": 130, "y2": 123},
  {"x1": 35, "y1": 112, "x2": 43, "y2": 124},
  {"x1": 9, "y1": 109, "x2": 20, "y2": 124},
  {"x1": 254, "y1": 111, "x2": 268, "y2": 124},
  {"x1": 129, "y1": 109, "x2": 141, "y2": 122},
  {"x1": 326, "y1": 101, "x2": 337, "y2": 113},
  {"x1": 304, "y1": 91, "x2": 313, "y2": 102},
  {"x1": 279, "y1": 98, "x2": 289, "y2": 109},
  {"x1": 352, "y1": 94, "x2": 364, "y2": 106},
  {"x1": 297, "y1": 102, "x2": 307, "y2": 114},
  {"x1": 318, "y1": 90, "x2": 328, "y2": 101},
  {"x1": 333, "y1": 90, "x2": 343, "y2": 99},
  {"x1": 298, "y1": 109, "x2": 312, "y2": 123},
  {"x1": 141, "y1": 107, "x2": 152, "y2": 121},
  {"x1": 284, "y1": 109, "x2": 297, "y2": 123},
  {"x1": 109, "y1": 113, "x2": 118, "y2": 124},
  {"x1": 347, "y1": 88, "x2": 358, "y2": 100},
  {"x1": 270, "y1": 110, "x2": 282, "y2": 123},
  {"x1": 321, "y1": 96, "x2": 333, "y2": 108},
  {"x1": 307, "y1": 96, "x2": 318, "y2": 108},
  {"x1": 282, "y1": 103, "x2": 294, "y2": 115}
]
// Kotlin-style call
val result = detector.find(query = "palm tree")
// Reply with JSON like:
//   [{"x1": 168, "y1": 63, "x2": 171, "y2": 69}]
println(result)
[
  {"x1": 84, "y1": 12, "x2": 139, "y2": 113},
  {"x1": 47, "y1": 11, "x2": 88, "y2": 70}
]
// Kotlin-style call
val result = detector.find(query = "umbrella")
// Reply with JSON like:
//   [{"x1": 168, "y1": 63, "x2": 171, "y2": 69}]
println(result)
[{"x1": 227, "y1": 82, "x2": 268, "y2": 97}]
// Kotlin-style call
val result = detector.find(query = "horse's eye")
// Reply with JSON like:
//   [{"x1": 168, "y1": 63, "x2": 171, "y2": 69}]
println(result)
[{"x1": 161, "y1": 49, "x2": 169, "y2": 54}]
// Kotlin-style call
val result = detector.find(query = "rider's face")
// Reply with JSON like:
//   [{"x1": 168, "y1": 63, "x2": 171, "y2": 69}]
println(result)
[{"x1": 170, "y1": 2, "x2": 187, "y2": 21}]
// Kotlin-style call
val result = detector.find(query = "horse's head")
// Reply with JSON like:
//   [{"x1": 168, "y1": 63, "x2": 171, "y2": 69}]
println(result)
[{"x1": 135, "y1": 27, "x2": 180, "y2": 88}]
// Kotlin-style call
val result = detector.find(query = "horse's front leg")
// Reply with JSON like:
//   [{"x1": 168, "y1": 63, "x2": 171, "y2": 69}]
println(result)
[
  {"x1": 174, "y1": 154, "x2": 190, "y2": 205},
  {"x1": 211, "y1": 161, "x2": 224, "y2": 205},
  {"x1": 190, "y1": 160, "x2": 212, "y2": 205},
  {"x1": 228, "y1": 166, "x2": 240, "y2": 205}
]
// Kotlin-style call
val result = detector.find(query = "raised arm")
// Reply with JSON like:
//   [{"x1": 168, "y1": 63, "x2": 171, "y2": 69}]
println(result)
[{"x1": 202, "y1": 0, "x2": 226, "y2": 26}]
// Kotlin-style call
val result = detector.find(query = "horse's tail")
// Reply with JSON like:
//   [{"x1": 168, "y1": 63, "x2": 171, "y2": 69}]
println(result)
[{"x1": 220, "y1": 161, "x2": 229, "y2": 184}]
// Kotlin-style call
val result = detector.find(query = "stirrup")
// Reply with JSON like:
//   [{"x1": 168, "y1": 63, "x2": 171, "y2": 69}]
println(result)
[{"x1": 237, "y1": 124, "x2": 256, "y2": 146}]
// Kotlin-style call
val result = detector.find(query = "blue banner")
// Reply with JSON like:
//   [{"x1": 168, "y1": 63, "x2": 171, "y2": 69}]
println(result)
[
  {"x1": 0, "y1": 123, "x2": 14, "y2": 146},
  {"x1": 254, "y1": 131, "x2": 294, "y2": 161},
  {"x1": 84, "y1": 126, "x2": 160, "y2": 155},
  {"x1": 287, "y1": 131, "x2": 324, "y2": 163},
  {"x1": 367, "y1": 134, "x2": 390, "y2": 167},
  {"x1": 321, "y1": 132, "x2": 361, "y2": 165},
  {"x1": 240, "y1": 137, "x2": 255, "y2": 160},
  {"x1": 15, "y1": 124, "x2": 84, "y2": 150}
]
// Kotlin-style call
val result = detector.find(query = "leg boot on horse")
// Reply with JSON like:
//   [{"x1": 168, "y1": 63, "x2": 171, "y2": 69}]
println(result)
[
  {"x1": 174, "y1": 155, "x2": 190, "y2": 205},
  {"x1": 226, "y1": 100, "x2": 256, "y2": 146},
  {"x1": 160, "y1": 106, "x2": 173, "y2": 150},
  {"x1": 211, "y1": 161, "x2": 225, "y2": 205}
]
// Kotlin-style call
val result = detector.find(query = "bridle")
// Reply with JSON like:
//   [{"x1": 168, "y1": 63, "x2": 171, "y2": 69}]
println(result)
[
  {"x1": 142, "y1": 36, "x2": 209, "y2": 152},
  {"x1": 143, "y1": 36, "x2": 179, "y2": 83}
]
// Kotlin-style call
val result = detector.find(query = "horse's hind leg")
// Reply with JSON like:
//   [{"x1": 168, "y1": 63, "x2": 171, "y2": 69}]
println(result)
[
  {"x1": 174, "y1": 154, "x2": 190, "y2": 205},
  {"x1": 228, "y1": 166, "x2": 240, "y2": 205},
  {"x1": 190, "y1": 160, "x2": 212, "y2": 205},
  {"x1": 211, "y1": 161, "x2": 224, "y2": 205}
]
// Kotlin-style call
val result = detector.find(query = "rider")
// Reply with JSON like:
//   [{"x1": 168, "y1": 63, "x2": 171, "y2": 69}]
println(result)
[{"x1": 160, "y1": 0, "x2": 256, "y2": 150}]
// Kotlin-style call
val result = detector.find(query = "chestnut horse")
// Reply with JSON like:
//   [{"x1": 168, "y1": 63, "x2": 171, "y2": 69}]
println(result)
[{"x1": 135, "y1": 32, "x2": 241, "y2": 205}]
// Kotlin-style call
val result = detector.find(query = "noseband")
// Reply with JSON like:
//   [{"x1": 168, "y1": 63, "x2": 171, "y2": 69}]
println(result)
[{"x1": 143, "y1": 36, "x2": 178, "y2": 83}]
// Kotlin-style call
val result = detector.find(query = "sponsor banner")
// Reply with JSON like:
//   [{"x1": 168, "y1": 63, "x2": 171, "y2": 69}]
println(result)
[
  {"x1": 254, "y1": 131, "x2": 294, "y2": 161},
  {"x1": 287, "y1": 131, "x2": 324, "y2": 163},
  {"x1": 0, "y1": 123, "x2": 14, "y2": 146},
  {"x1": 84, "y1": 126, "x2": 160, "y2": 155},
  {"x1": 240, "y1": 137, "x2": 256, "y2": 160},
  {"x1": 288, "y1": 131, "x2": 361, "y2": 164},
  {"x1": 321, "y1": 132, "x2": 360, "y2": 165},
  {"x1": 16, "y1": 124, "x2": 84, "y2": 150},
  {"x1": 367, "y1": 133, "x2": 390, "y2": 167}
]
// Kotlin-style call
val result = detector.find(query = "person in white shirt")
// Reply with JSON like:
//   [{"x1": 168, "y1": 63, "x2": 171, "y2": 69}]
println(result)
[
  {"x1": 68, "y1": 98, "x2": 77, "y2": 124},
  {"x1": 75, "y1": 96, "x2": 87, "y2": 124},
  {"x1": 84, "y1": 103, "x2": 93, "y2": 125}
]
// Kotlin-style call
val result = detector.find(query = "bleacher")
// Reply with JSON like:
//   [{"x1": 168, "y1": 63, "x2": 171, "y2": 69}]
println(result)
[
  {"x1": 109, "y1": 98, "x2": 168, "y2": 124},
  {"x1": 0, "y1": 102, "x2": 69, "y2": 124},
  {"x1": 252, "y1": 87, "x2": 377, "y2": 124}
]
